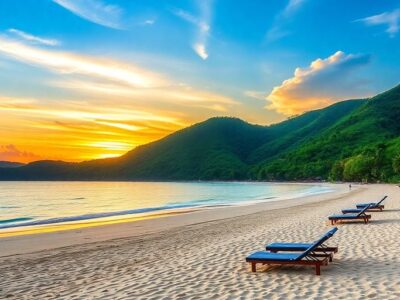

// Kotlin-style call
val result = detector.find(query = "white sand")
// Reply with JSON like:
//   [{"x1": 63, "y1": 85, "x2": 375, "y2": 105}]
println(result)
[{"x1": 0, "y1": 183, "x2": 399, "y2": 299}]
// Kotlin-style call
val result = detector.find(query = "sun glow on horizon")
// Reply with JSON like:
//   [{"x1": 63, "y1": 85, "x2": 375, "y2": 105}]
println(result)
[
  {"x1": 0, "y1": 1, "x2": 398, "y2": 163},
  {"x1": 0, "y1": 36, "x2": 238, "y2": 163}
]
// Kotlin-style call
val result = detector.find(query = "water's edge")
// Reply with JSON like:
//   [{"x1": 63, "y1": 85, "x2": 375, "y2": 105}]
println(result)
[{"x1": 0, "y1": 182, "x2": 336, "y2": 232}]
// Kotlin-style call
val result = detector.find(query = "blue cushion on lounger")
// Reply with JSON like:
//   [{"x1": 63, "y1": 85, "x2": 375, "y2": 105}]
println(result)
[
  {"x1": 341, "y1": 208, "x2": 362, "y2": 214},
  {"x1": 356, "y1": 203, "x2": 374, "y2": 207},
  {"x1": 266, "y1": 228, "x2": 338, "y2": 252},
  {"x1": 356, "y1": 196, "x2": 387, "y2": 208},
  {"x1": 266, "y1": 242, "x2": 311, "y2": 250},
  {"x1": 246, "y1": 251, "x2": 302, "y2": 261},
  {"x1": 329, "y1": 213, "x2": 360, "y2": 219}
]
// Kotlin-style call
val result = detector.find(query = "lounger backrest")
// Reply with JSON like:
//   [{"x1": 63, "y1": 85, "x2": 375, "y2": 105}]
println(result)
[
  {"x1": 376, "y1": 195, "x2": 388, "y2": 206},
  {"x1": 295, "y1": 227, "x2": 338, "y2": 260},
  {"x1": 357, "y1": 204, "x2": 371, "y2": 216}
]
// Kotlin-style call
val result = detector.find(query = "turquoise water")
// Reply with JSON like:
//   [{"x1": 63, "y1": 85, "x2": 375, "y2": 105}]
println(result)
[{"x1": 0, "y1": 181, "x2": 334, "y2": 230}]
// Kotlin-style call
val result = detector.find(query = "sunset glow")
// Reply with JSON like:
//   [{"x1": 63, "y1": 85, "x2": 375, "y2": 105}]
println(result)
[{"x1": 0, "y1": 0, "x2": 399, "y2": 162}]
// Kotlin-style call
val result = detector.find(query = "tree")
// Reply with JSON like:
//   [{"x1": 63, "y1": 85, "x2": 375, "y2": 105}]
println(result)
[
  {"x1": 392, "y1": 154, "x2": 400, "y2": 174},
  {"x1": 329, "y1": 160, "x2": 344, "y2": 181},
  {"x1": 343, "y1": 155, "x2": 374, "y2": 182}
]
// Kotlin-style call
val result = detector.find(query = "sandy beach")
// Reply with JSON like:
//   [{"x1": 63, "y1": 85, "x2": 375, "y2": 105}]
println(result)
[{"x1": 0, "y1": 183, "x2": 399, "y2": 299}]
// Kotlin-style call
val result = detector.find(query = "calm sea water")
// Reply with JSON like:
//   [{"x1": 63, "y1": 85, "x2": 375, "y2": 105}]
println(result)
[{"x1": 0, "y1": 181, "x2": 334, "y2": 230}]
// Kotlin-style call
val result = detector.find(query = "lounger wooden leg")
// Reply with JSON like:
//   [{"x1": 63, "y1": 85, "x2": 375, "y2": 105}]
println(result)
[
  {"x1": 251, "y1": 262, "x2": 256, "y2": 272},
  {"x1": 315, "y1": 264, "x2": 321, "y2": 276}
]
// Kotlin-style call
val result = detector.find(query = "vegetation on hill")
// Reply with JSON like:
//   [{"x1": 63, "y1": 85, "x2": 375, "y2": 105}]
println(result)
[
  {"x1": 1, "y1": 84, "x2": 400, "y2": 182},
  {"x1": 0, "y1": 161, "x2": 25, "y2": 168},
  {"x1": 256, "y1": 84, "x2": 400, "y2": 182}
]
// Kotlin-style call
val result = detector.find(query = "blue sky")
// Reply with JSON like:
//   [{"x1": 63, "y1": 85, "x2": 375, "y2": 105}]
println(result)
[{"x1": 0, "y1": 0, "x2": 399, "y2": 162}]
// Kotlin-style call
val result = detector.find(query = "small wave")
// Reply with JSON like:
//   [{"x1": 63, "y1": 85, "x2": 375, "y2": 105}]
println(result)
[
  {"x1": 167, "y1": 198, "x2": 216, "y2": 206},
  {"x1": 69, "y1": 197, "x2": 86, "y2": 200},
  {"x1": 0, "y1": 203, "x2": 201, "y2": 230},
  {"x1": 0, "y1": 206, "x2": 20, "y2": 209},
  {"x1": 0, "y1": 217, "x2": 33, "y2": 224}
]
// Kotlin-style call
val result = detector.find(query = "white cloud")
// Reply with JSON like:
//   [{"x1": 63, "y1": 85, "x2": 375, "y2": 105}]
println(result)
[
  {"x1": 266, "y1": 51, "x2": 371, "y2": 116},
  {"x1": 356, "y1": 9, "x2": 400, "y2": 37},
  {"x1": 0, "y1": 37, "x2": 238, "y2": 112},
  {"x1": 143, "y1": 19, "x2": 156, "y2": 26},
  {"x1": 8, "y1": 29, "x2": 59, "y2": 46},
  {"x1": 173, "y1": 0, "x2": 212, "y2": 60},
  {"x1": 0, "y1": 36, "x2": 166, "y2": 88},
  {"x1": 244, "y1": 90, "x2": 265, "y2": 100},
  {"x1": 283, "y1": 0, "x2": 306, "y2": 16},
  {"x1": 193, "y1": 43, "x2": 208, "y2": 60},
  {"x1": 266, "y1": 0, "x2": 306, "y2": 42},
  {"x1": 53, "y1": 0, "x2": 123, "y2": 29}
]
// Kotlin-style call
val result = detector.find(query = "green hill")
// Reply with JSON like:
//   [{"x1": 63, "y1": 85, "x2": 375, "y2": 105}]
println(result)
[
  {"x1": 257, "y1": 84, "x2": 400, "y2": 182},
  {"x1": 1, "y1": 84, "x2": 400, "y2": 182},
  {"x1": 0, "y1": 161, "x2": 25, "y2": 168}
]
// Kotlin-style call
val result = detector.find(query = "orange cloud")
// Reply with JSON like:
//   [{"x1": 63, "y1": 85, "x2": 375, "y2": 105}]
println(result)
[
  {"x1": 0, "y1": 96, "x2": 191, "y2": 162},
  {"x1": 0, "y1": 144, "x2": 41, "y2": 163},
  {"x1": 266, "y1": 51, "x2": 371, "y2": 116},
  {"x1": 0, "y1": 36, "x2": 241, "y2": 162}
]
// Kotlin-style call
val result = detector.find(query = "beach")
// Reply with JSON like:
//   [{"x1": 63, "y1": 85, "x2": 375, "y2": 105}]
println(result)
[{"x1": 0, "y1": 183, "x2": 399, "y2": 299}]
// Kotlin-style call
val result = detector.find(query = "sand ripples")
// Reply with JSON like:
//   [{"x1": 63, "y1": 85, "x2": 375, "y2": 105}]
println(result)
[{"x1": 1, "y1": 185, "x2": 400, "y2": 299}]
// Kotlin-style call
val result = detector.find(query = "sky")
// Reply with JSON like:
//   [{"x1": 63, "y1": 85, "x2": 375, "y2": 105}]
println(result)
[{"x1": 0, "y1": 0, "x2": 399, "y2": 163}]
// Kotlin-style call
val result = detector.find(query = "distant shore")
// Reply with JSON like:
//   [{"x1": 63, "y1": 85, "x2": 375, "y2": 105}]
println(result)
[{"x1": 1, "y1": 183, "x2": 399, "y2": 299}]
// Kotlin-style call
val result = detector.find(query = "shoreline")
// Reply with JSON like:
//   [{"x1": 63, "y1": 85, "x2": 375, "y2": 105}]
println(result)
[{"x1": 0, "y1": 182, "x2": 352, "y2": 257}]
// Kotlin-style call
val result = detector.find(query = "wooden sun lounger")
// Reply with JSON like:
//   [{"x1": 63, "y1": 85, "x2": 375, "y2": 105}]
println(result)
[
  {"x1": 266, "y1": 228, "x2": 339, "y2": 261},
  {"x1": 329, "y1": 205, "x2": 371, "y2": 225},
  {"x1": 355, "y1": 195, "x2": 387, "y2": 211},
  {"x1": 342, "y1": 196, "x2": 387, "y2": 214},
  {"x1": 246, "y1": 227, "x2": 338, "y2": 275},
  {"x1": 246, "y1": 252, "x2": 330, "y2": 275}
]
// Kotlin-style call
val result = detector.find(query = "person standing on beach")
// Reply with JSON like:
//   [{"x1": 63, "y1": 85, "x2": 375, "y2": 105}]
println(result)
[{"x1": 349, "y1": 184, "x2": 352, "y2": 190}]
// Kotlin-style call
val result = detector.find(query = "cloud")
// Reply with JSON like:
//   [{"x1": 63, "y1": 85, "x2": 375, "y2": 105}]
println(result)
[
  {"x1": 193, "y1": 43, "x2": 208, "y2": 60},
  {"x1": 266, "y1": 51, "x2": 371, "y2": 116},
  {"x1": 0, "y1": 37, "x2": 240, "y2": 161},
  {"x1": 0, "y1": 36, "x2": 237, "y2": 110},
  {"x1": 244, "y1": 90, "x2": 265, "y2": 100},
  {"x1": 53, "y1": 0, "x2": 123, "y2": 29},
  {"x1": 355, "y1": 9, "x2": 400, "y2": 37},
  {"x1": 283, "y1": 0, "x2": 306, "y2": 16},
  {"x1": 266, "y1": 0, "x2": 306, "y2": 42},
  {"x1": 173, "y1": 0, "x2": 212, "y2": 60},
  {"x1": 0, "y1": 144, "x2": 41, "y2": 163},
  {"x1": 8, "y1": 29, "x2": 59, "y2": 46},
  {"x1": 49, "y1": 80, "x2": 237, "y2": 111},
  {"x1": 0, "y1": 96, "x2": 188, "y2": 161},
  {"x1": 143, "y1": 19, "x2": 156, "y2": 26},
  {"x1": 0, "y1": 36, "x2": 167, "y2": 88}
]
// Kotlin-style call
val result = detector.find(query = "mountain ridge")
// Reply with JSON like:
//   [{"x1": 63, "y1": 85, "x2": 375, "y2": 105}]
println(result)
[{"x1": 1, "y1": 84, "x2": 400, "y2": 182}]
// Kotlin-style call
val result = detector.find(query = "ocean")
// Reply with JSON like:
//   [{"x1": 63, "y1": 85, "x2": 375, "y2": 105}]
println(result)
[{"x1": 0, "y1": 181, "x2": 334, "y2": 231}]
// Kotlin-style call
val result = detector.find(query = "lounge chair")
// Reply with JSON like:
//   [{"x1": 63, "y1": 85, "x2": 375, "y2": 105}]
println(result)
[
  {"x1": 246, "y1": 227, "x2": 337, "y2": 275},
  {"x1": 266, "y1": 228, "x2": 338, "y2": 258},
  {"x1": 356, "y1": 195, "x2": 387, "y2": 210},
  {"x1": 341, "y1": 196, "x2": 387, "y2": 214},
  {"x1": 328, "y1": 205, "x2": 371, "y2": 225}
]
